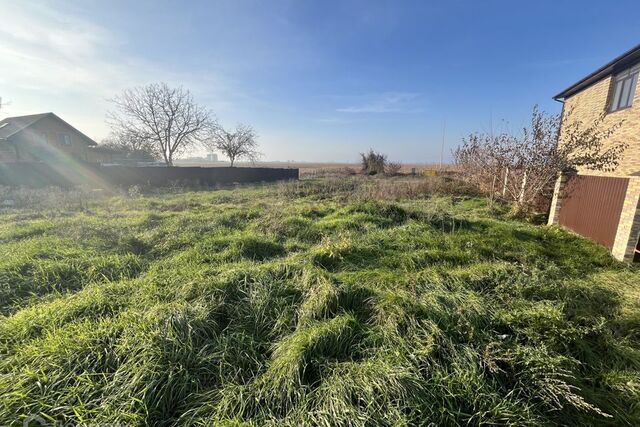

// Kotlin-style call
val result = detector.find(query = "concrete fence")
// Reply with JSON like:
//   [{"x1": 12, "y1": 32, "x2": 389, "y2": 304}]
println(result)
[{"x1": 0, "y1": 162, "x2": 299, "y2": 188}]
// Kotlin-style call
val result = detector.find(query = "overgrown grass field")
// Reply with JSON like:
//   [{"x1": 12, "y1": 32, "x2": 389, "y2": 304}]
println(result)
[{"x1": 0, "y1": 179, "x2": 638, "y2": 425}]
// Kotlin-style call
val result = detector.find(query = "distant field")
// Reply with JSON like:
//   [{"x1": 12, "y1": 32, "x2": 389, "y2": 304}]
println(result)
[
  {"x1": 174, "y1": 160, "x2": 451, "y2": 175},
  {"x1": 0, "y1": 177, "x2": 638, "y2": 425}
]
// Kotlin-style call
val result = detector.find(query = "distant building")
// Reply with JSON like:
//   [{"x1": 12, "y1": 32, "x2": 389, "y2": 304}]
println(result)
[
  {"x1": 0, "y1": 112, "x2": 108, "y2": 163},
  {"x1": 207, "y1": 153, "x2": 218, "y2": 162},
  {"x1": 548, "y1": 44, "x2": 640, "y2": 262}
]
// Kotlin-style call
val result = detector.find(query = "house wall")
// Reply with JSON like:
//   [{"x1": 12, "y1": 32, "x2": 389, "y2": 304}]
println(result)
[
  {"x1": 10, "y1": 116, "x2": 93, "y2": 162},
  {"x1": 612, "y1": 177, "x2": 640, "y2": 261},
  {"x1": 561, "y1": 74, "x2": 640, "y2": 176},
  {"x1": 551, "y1": 64, "x2": 640, "y2": 262},
  {"x1": 0, "y1": 142, "x2": 18, "y2": 161}
]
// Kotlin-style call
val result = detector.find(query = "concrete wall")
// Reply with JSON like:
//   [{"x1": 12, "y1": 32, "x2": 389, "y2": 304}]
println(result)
[{"x1": 0, "y1": 162, "x2": 299, "y2": 189}]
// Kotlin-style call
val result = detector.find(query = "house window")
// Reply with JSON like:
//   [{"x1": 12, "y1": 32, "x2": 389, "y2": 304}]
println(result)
[
  {"x1": 59, "y1": 134, "x2": 71, "y2": 145},
  {"x1": 609, "y1": 64, "x2": 640, "y2": 112}
]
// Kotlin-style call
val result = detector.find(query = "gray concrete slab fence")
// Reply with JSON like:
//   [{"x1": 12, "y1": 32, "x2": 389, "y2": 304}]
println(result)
[{"x1": 0, "y1": 162, "x2": 299, "y2": 188}]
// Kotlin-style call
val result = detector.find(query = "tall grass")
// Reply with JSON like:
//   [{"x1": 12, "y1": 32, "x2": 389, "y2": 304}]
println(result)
[{"x1": 0, "y1": 181, "x2": 638, "y2": 425}]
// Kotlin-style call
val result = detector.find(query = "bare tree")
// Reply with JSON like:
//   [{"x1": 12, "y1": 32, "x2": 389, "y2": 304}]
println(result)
[
  {"x1": 454, "y1": 106, "x2": 625, "y2": 215},
  {"x1": 107, "y1": 83, "x2": 213, "y2": 166},
  {"x1": 101, "y1": 130, "x2": 158, "y2": 161},
  {"x1": 207, "y1": 124, "x2": 261, "y2": 167},
  {"x1": 454, "y1": 132, "x2": 516, "y2": 205}
]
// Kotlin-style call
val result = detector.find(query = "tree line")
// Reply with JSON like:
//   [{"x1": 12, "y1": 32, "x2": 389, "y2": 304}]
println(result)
[{"x1": 104, "y1": 82, "x2": 260, "y2": 167}]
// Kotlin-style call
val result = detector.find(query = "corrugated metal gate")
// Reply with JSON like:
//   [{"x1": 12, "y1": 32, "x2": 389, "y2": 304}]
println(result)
[{"x1": 558, "y1": 175, "x2": 629, "y2": 249}]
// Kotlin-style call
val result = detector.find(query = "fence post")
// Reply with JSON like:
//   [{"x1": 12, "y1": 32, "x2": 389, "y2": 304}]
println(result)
[
  {"x1": 518, "y1": 170, "x2": 528, "y2": 204},
  {"x1": 502, "y1": 167, "x2": 509, "y2": 197}
]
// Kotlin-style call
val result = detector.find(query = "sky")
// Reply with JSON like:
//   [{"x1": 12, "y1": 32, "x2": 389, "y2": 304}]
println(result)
[{"x1": 0, "y1": 0, "x2": 639, "y2": 163}]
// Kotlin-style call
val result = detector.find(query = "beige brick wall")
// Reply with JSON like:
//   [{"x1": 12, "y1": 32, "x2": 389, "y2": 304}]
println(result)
[
  {"x1": 561, "y1": 75, "x2": 640, "y2": 176},
  {"x1": 612, "y1": 177, "x2": 640, "y2": 261},
  {"x1": 550, "y1": 66, "x2": 640, "y2": 261}
]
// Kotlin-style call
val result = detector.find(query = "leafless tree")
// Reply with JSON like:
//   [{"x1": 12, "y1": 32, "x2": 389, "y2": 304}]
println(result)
[
  {"x1": 207, "y1": 124, "x2": 261, "y2": 167},
  {"x1": 107, "y1": 83, "x2": 214, "y2": 166},
  {"x1": 101, "y1": 130, "x2": 158, "y2": 161},
  {"x1": 454, "y1": 106, "x2": 625, "y2": 215}
]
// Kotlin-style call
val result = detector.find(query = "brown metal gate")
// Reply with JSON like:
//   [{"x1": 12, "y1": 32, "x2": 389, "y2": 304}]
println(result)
[{"x1": 558, "y1": 175, "x2": 629, "y2": 249}]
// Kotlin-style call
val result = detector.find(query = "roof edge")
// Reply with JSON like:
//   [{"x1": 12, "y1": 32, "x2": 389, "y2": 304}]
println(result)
[
  {"x1": 1, "y1": 112, "x2": 98, "y2": 146},
  {"x1": 47, "y1": 113, "x2": 98, "y2": 146},
  {"x1": 553, "y1": 43, "x2": 640, "y2": 101},
  {"x1": 0, "y1": 112, "x2": 52, "y2": 139}
]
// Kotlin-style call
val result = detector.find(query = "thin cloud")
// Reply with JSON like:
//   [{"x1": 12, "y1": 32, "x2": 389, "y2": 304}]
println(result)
[
  {"x1": 0, "y1": 2, "x2": 132, "y2": 96},
  {"x1": 317, "y1": 117, "x2": 356, "y2": 124},
  {"x1": 336, "y1": 92, "x2": 423, "y2": 113},
  {"x1": 0, "y1": 2, "x2": 236, "y2": 139}
]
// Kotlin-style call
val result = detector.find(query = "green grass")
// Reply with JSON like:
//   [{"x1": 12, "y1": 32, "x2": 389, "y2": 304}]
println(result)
[{"x1": 0, "y1": 180, "x2": 638, "y2": 426}]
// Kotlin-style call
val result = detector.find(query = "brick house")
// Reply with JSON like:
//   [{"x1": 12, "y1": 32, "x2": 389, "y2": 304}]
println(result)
[
  {"x1": 0, "y1": 112, "x2": 109, "y2": 163},
  {"x1": 548, "y1": 44, "x2": 640, "y2": 262}
]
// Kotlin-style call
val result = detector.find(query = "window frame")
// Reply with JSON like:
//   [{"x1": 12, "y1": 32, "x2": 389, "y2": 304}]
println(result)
[
  {"x1": 608, "y1": 63, "x2": 640, "y2": 113},
  {"x1": 59, "y1": 134, "x2": 72, "y2": 146}
]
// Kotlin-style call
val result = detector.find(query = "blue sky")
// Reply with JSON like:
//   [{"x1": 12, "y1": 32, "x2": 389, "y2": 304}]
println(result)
[{"x1": 1, "y1": 0, "x2": 638, "y2": 162}]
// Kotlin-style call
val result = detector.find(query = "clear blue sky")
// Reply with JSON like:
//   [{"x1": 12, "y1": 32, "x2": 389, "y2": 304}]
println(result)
[{"x1": 1, "y1": 0, "x2": 638, "y2": 162}]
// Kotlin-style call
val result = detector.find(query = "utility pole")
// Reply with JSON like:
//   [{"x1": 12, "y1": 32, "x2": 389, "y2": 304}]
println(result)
[{"x1": 439, "y1": 119, "x2": 446, "y2": 170}]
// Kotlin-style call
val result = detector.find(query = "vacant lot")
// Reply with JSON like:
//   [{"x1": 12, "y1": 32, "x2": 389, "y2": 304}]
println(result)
[{"x1": 0, "y1": 178, "x2": 638, "y2": 426}]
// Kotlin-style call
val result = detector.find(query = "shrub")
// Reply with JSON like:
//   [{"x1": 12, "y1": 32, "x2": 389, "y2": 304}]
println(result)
[
  {"x1": 385, "y1": 161, "x2": 402, "y2": 176},
  {"x1": 454, "y1": 106, "x2": 625, "y2": 215},
  {"x1": 360, "y1": 149, "x2": 387, "y2": 175}
]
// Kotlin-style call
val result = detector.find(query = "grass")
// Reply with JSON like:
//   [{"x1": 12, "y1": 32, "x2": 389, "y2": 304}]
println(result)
[{"x1": 0, "y1": 178, "x2": 638, "y2": 426}]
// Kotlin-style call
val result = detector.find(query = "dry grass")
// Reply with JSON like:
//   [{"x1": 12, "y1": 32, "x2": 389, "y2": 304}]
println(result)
[{"x1": 277, "y1": 175, "x2": 481, "y2": 201}]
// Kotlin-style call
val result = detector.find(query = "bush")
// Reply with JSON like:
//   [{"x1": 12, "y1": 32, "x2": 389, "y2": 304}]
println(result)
[
  {"x1": 385, "y1": 162, "x2": 402, "y2": 176},
  {"x1": 454, "y1": 106, "x2": 625, "y2": 215},
  {"x1": 360, "y1": 149, "x2": 387, "y2": 175}
]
